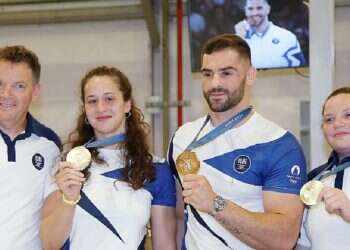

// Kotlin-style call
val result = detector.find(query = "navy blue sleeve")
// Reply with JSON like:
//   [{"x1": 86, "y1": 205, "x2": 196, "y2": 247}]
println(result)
[
  {"x1": 145, "y1": 161, "x2": 176, "y2": 207},
  {"x1": 263, "y1": 132, "x2": 307, "y2": 195}
]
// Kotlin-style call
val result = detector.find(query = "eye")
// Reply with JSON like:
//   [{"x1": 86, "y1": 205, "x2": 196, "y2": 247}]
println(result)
[
  {"x1": 105, "y1": 96, "x2": 115, "y2": 103},
  {"x1": 323, "y1": 116, "x2": 334, "y2": 125},
  {"x1": 220, "y1": 70, "x2": 234, "y2": 78},
  {"x1": 201, "y1": 71, "x2": 212, "y2": 78},
  {"x1": 14, "y1": 82, "x2": 26, "y2": 91},
  {"x1": 86, "y1": 98, "x2": 97, "y2": 105},
  {"x1": 344, "y1": 112, "x2": 350, "y2": 119}
]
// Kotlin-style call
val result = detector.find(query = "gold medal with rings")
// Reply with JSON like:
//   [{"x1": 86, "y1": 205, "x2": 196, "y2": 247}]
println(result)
[
  {"x1": 300, "y1": 180, "x2": 324, "y2": 206},
  {"x1": 176, "y1": 151, "x2": 200, "y2": 176},
  {"x1": 66, "y1": 146, "x2": 92, "y2": 171}
]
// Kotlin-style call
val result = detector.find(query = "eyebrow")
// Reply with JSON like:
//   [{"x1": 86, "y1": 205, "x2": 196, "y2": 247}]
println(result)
[{"x1": 200, "y1": 66, "x2": 236, "y2": 73}]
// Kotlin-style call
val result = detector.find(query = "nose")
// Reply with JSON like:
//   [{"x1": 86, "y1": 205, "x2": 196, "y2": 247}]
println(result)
[
  {"x1": 334, "y1": 116, "x2": 346, "y2": 128},
  {"x1": 0, "y1": 84, "x2": 11, "y2": 97},
  {"x1": 211, "y1": 72, "x2": 222, "y2": 88},
  {"x1": 96, "y1": 100, "x2": 107, "y2": 112}
]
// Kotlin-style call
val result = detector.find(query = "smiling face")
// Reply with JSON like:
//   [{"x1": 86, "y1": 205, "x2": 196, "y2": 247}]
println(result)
[
  {"x1": 245, "y1": 0, "x2": 270, "y2": 29},
  {"x1": 84, "y1": 75, "x2": 131, "y2": 139},
  {"x1": 201, "y1": 48, "x2": 254, "y2": 121},
  {"x1": 322, "y1": 93, "x2": 350, "y2": 159},
  {"x1": 0, "y1": 60, "x2": 39, "y2": 137}
]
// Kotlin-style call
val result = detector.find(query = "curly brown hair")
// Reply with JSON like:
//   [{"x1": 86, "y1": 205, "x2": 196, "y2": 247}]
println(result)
[{"x1": 66, "y1": 65, "x2": 155, "y2": 190}]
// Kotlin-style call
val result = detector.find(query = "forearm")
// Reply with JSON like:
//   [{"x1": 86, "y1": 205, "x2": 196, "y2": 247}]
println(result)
[
  {"x1": 40, "y1": 193, "x2": 76, "y2": 250},
  {"x1": 213, "y1": 202, "x2": 300, "y2": 250},
  {"x1": 175, "y1": 212, "x2": 185, "y2": 250}
]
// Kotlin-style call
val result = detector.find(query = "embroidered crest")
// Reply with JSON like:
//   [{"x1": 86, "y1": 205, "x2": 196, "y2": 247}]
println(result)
[
  {"x1": 272, "y1": 38, "x2": 280, "y2": 44},
  {"x1": 32, "y1": 153, "x2": 45, "y2": 170},
  {"x1": 233, "y1": 155, "x2": 251, "y2": 174}
]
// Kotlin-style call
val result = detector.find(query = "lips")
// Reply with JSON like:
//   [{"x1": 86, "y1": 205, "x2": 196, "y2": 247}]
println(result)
[
  {"x1": 334, "y1": 132, "x2": 350, "y2": 137},
  {"x1": 0, "y1": 100, "x2": 15, "y2": 109},
  {"x1": 96, "y1": 115, "x2": 112, "y2": 121}
]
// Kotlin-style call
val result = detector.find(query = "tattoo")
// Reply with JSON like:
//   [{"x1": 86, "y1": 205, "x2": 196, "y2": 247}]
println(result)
[{"x1": 216, "y1": 216, "x2": 242, "y2": 235}]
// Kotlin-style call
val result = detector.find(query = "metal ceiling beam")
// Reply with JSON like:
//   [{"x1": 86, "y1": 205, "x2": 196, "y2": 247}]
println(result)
[
  {"x1": 0, "y1": 0, "x2": 143, "y2": 25},
  {"x1": 335, "y1": 0, "x2": 350, "y2": 6},
  {"x1": 141, "y1": 0, "x2": 160, "y2": 49}
]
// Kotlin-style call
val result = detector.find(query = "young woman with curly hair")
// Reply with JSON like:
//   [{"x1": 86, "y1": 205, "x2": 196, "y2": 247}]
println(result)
[{"x1": 40, "y1": 66, "x2": 177, "y2": 250}]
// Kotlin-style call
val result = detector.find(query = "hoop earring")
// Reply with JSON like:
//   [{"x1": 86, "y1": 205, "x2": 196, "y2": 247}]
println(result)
[
  {"x1": 84, "y1": 117, "x2": 90, "y2": 125},
  {"x1": 125, "y1": 111, "x2": 132, "y2": 119}
]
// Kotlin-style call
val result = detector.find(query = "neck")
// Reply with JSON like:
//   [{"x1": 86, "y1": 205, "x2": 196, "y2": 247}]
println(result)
[
  {"x1": 0, "y1": 118, "x2": 27, "y2": 140},
  {"x1": 256, "y1": 20, "x2": 269, "y2": 34},
  {"x1": 210, "y1": 104, "x2": 252, "y2": 127}
]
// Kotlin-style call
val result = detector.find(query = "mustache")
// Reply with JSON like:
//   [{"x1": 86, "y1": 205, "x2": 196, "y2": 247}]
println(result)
[{"x1": 207, "y1": 87, "x2": 229, "y2": 95}]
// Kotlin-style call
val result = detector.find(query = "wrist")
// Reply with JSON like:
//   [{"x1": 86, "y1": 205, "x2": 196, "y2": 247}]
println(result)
[
  {"x1": 208, "y1": 195, "x2": 226, "y2": 216},
  {"x1": 62, "y1": 193, "x2": 81, "y2": 206}
]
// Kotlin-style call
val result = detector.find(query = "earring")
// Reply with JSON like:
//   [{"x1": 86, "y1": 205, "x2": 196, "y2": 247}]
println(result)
[
  {"x1": 84, "y1": 117, "x2": 90, "y2": 125},
  {"x1": 125, "y1": 111, "x2": 132, "y2": 119}
]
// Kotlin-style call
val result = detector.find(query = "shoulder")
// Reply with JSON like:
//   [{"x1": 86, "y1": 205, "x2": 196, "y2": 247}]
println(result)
[
  {"x1": 171, "y1": 115, "x2": 207, "y2": 148},
  {"x1": 241, "y1": 112, "x2": 288, "y2": 143},
  {"x1": 174, "y1": 116, "x2": 207, "y2": 138},
  {"x1": 29, "y1": 114, "x2": 61, "y2": 149},
  {"x1": 152, "y1": 156, "x2": 173, "y2": 180},
  {"x1": 270, "y1": 22, "x2": 297, "y2": 40}
]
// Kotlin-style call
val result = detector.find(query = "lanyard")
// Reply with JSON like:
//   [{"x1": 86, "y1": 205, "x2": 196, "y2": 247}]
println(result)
[
  {"x1": 186, "y1": 106, "x2": 253, "y2": 151},
  {"x1": 314, "y1": 161, "x2": 350, "y2": 181},
  {"x1": 84, "y1": 133, "x2": 126, "y2": 148}
]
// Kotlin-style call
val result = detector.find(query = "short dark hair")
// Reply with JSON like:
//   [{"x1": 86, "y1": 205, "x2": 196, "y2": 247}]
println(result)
[
  {"x1": 201, "y1": 33, "x2": 252, "y2": 65},
  {"x1": 322, "y1": 87, "x2": 350, "y2": 115},
  {"x1": 0, "y1": 45, "x2": 41, "y2": 83}
]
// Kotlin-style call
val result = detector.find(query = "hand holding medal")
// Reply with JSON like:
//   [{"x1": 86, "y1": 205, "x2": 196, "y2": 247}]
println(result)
[
  {"x1": 176, "y1": 151, "x2": 200, "y2": 176},
  {"x1": 300, "y1": 180, "x2": 324, "y2": 206},
  {"x1": 66, "y1": 146, "x2": 92, "y2": 171}
]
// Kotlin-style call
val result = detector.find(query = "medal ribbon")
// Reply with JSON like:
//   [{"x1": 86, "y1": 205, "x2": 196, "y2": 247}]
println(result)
[
  {"x1": 84, "y1": 133, "x2": 126, "y2": 148},
  {"x1": 176, "y1": 107, "x2": 252, "y2": 250},
  {"x1": 185, "y1": 106, "x2": 253, "y2": 151},
  {"x1": 313, "y1": 161, "x2": 350, "y2": 181}
]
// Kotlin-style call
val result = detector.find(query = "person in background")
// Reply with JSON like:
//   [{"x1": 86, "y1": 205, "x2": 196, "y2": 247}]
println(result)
[
  {"x1": 168, "y1": 33, "x2": 307, "y2": 250},
  {"x1": 0, "y1": 45, "x2": 60, "y2": 250},
  {"x1": 40, "y1": 66, "x2": 177, "y2": 250},
  {"x1": 234, "y1": 0, "x2": 305, "y2": 69},
  {"x1": 296, "y1": 87, "x2": 350, "y2": 250}
]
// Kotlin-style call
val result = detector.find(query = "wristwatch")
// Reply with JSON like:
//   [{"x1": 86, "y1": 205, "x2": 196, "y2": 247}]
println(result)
[{"x1": 209, "y1": 195, "x2": 226, "y2": 216}]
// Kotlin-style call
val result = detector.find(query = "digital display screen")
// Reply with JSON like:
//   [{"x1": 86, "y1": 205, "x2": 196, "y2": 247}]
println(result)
[{"x1": 188, "y1": 0, "x2": 309, "y2": 71}]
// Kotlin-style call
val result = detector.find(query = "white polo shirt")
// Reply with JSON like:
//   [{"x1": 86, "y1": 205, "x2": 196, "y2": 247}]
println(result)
[
  {"x1": 169, "y1": 111, "x2": 307, "y2": 250},
  {"x1": 244, "y1": 22, "x2": 305, "y2": 69},
  {"x1": 0, "y1": 113, "x2": 60, "y2": 250}
]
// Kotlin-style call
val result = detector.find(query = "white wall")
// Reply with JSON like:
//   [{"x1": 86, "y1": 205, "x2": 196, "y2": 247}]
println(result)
[{"x1": 0, "y1": 20, "x2": 151, "y2": 141}]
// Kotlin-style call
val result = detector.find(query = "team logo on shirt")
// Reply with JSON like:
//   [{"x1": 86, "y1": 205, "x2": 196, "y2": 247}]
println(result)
[
  {"x1": 32, "y1": 153, "x2": 45, "y2": 170},
  {"x1": 233, "y1": 155, "x2": 251, "y2": 174},
  {"x1": 287, "y1": 165, "x2": 302, "y2": 184},
  {"x1": 272, "y1": 38, "x2": 280, "y2": 44}
]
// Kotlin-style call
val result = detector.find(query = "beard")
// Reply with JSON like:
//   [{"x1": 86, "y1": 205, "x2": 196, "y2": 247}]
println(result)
[
  {"x1": 247, "y1": 15, "x2": 265, "y2": 29},
  {"x1": 203, "y1": 78, "x2": 246, "y2": 113}
]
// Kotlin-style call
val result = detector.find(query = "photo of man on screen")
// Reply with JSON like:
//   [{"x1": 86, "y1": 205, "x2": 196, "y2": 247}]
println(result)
[{"x1": 234, "y1": 0, "x2": 305, "y2": 69}]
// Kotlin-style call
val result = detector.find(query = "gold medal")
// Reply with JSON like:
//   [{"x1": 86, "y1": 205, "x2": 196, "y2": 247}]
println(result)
[
  {"x1": 176, "y1": 151, "x2": 200, "y2": 175},
  {"x1": 300, "y1": 180, "x2": 324, "y2": 206}
]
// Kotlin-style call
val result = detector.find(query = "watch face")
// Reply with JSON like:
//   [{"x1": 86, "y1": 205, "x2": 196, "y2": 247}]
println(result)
[{"x1": 214, "y1": 196, "x2": 226, "y2": 212}]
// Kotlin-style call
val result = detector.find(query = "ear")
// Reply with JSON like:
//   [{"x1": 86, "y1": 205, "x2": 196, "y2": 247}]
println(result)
[
  {"x1": 32, "y1": 83, "x2": 41, "y2": 99},
  {"x1": 266, "y1": 4, "x2": 271, "y2": 15},
  {"x1": 124, "y1": 99, "x2": 132, "y2": 114},
  {"x1": 246, "y1": 66, "x2": 256, "y2": 87}
]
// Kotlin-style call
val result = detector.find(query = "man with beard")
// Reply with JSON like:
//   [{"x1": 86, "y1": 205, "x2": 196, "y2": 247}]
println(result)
[
  {"x1": 234, "y1": 0, "x2": 305, "y2": 69},
  {"x1": 168, "y1": 34, "x2": 307, "y2": 249}
]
